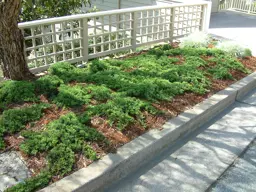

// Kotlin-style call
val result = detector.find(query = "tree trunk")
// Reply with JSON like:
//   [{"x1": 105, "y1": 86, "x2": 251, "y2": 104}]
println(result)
[{"x1": 0, "y1": 0, "x2": 34, "y2": 80}]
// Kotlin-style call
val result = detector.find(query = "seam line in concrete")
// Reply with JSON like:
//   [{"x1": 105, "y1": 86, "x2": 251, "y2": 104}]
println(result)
[
  {"x1": 236, "y1": 100, "x2": 256, "y2": 107},
  {"x1": 205, "y1": 136, "x2": 256, "y2": 192}
]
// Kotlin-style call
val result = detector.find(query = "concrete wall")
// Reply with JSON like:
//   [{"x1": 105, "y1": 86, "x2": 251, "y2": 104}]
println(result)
[
  {"x1": 85, "y1": 0, "x2": 219, "y2": 13},
  {"x1": 121, "y1": 0, "x2": 153, "y2": 8},
  {"x1": 84, "y1": 0, "x2": 153, "y2": 11},
  {"x1": 89, "y1": 0, "x2": 118, "y2": 11},
  {"x1": 211, "y1": 0, "x2": 219, "y2": 12}
]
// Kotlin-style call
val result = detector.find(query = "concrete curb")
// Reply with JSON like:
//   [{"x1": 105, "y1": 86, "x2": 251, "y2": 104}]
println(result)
[{"x1": 41, "y1": 72, "x2": 256, "y2": 192}]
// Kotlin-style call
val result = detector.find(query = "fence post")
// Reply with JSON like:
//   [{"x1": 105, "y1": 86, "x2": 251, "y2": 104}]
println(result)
[
  {"x1": 169, "y1": 7, "x2": 176, "y2": 43},
  {"x1": 230, "y1": 0, "x2": 234, "y2": 9},
  {"x1": 81, "y1": 18, "x2": 89, "y2": 62},
  {"x1": 248, "y1": 0, "x2": 253, "y2": 14},
  {"x1": 21, "y1": 29, "x2": 29, "y2": 66},
  {"x1": 131, "y1": 12, "x2": 137, "y2": 52},
  {"x1": 202, "y1": 1, "x2": 212, "y2": 33}
]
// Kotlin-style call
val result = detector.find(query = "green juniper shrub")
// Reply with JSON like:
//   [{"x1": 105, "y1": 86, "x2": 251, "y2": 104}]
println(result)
[
  {"x1": 120, "y1": 78, "x2": 187, "y2": 101},
  {"x1": 129, "y1": 68, "x2": 157, "y2": 79},
  {"x1": 104, "y1": 59, "x2": 124, "y2": 67},
  {"x1": 162, "y1": 44, "x2": 172, "y2": 51},
  {"x1": 178, "y1": 48, "x2": 208, "y2": 57},
  {"x1": 0, "y1": 130, "x2": 4, "y2": 150},
  {"x1": 78, "y1": 112, "x2": 91, "y2": 125},
  {"x1": 224, "y1": 57, "x2": 248, "y2": 72},
  {"x1": 85, "y1": 84, "x2": 112, "y2": 101},
  {"x1": 53, "y1": 85, "x2": 91, "y2": 107},
  {"x1": 48, "y1": 62, "x2": 78, "y2": 83},
  {"x1": 20, "y1": 112, "x2": 105, "y2": 155},
  {"x1": 112, "y1": 59, "x2": 140, "y2": 71},
  {"x1": 48, "y1": 62, "x2": 75, "y2": 76},
  {"x1": 0, "y1": 80, "x2": 37, "y2": 108},
  {"x1": 0, "y1": 140, "x2": 4, "y2": 150},
  {"x1": 205, "y1": 48, "x2": 225, "y2": 56},
  {"x1": 164, "y1": 48, "x2": 183, "y2": 56},
  {"x1": 160, "y1": 68, "x2": 180, "y2": 82},
  {"x1": 156, "y1": 56, "x2": 179, "y2": 66},
  {"x1": 208, "y1": 67, "x2": 234, "y2": 80},
  {"x1": 83, "y1": 144, "x2": 97, "y2": 160},
  {"x1": 208, "y1": 55, "x2": 248, "y2": 73},
  {"x1": 46, "y1": 112, "x2": 105, "y2": 144},
  {"x1": 185, "y1": 56, "x2": 207, "y2": 67},
  {"x1": 5, "y1": 171, "x2": 52, "y2": 192},
  {"x1": 125, "y1": 54, "x2": 159, "y2": 70},
  {"x1": 164, "y1": 47, "x2": 224, "y2": 57},
  {"x1": 167, "y1": 57, "x2": 180, "y2": 64},
  {"x1": 148, "y1": 47, "x2": 164, "y2": 58},
  {"x1": 124, "y1": 57, "x2": 210, "y2": 95},
  {"x1": 86, "y1": 96, "x2": 158, "y2": 130},
  {"x1": 3, "y1": 38, "x2": 253, "y2": 192},
  {"x1": 242, "y1": 48, "x2": 252, "y2": 58},
  {"x1": 84, "y1": 69, "x2": 133, "y2": 90},
  {"x1": 20, "y1": 131, "x2": 56, "y2": 155},
  {"x1": 0, "y1": 103, "x2": 50, "y2": 134},
  {"x1": 47, "y1": 144, "x2": 75, "y2": 176},
  {"x1": 169, "y1": 65, "x2": 210, "y2": 94},
  {"x1": 85, "y1": 53, "x2": 211, "y2": 101},
  {"x1": 35, "y1": 75, "x2": 64, "y2": 97},
  {"x1": 89, "y1": 59, "x2": 108, "y2": 73}
]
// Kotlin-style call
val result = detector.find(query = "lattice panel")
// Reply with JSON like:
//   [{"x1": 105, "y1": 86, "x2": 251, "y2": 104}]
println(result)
[
  {"x1": 220, "y1": 0, "x2": 256, "y2": 14},
  {"x1": 17, "y1": 1, "x2": 210, "y2": 73},
  {"x1": 136, "y1": 8, "x2": 172, "y2": 45},
  {"x1": 173, "y1": 5, "x2": 203, "y2": 38},
  {"x1": 87, "y1": 13, "x2": 133, "y2": 58},
  {"x1": 232, "y1": 0, "x2": 256, "y2": 14},
  {"x1": 23, "y1": 20, "x2": 84, "y2": 68}
]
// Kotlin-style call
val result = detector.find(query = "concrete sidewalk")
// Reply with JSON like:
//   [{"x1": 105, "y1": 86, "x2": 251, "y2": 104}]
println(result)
[
  {"x1": 209, "y1": 11, "x2": 256, "y2": 56},
  {"x1": 210, "y1": 90, "x2": 256, "y2": 192},
  {"x1": 104, "y1": 89, "x2": 256, "y2": 192},
  {"x1": 210, "y1": 140, "x2": 256, "y2": 192}
]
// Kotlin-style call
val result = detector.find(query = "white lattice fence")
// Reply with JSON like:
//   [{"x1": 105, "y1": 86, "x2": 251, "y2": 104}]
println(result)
[
  {"x1": 219, "y1": 0, "x2": 256, "y2": 14},
  {"x1": 16, "y1": 1, "x2": 211, "y2": 74}
]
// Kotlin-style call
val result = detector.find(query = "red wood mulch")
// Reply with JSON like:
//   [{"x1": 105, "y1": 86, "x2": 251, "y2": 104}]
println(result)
[{"x1": 2, "y1": 50, "x2": 256, "y2": 178}]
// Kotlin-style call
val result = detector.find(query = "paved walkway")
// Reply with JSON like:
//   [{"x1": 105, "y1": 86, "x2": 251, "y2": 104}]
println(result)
[
  {"x1": 209, "y1": 10, "x2": 256, "y2": 56},
  {"x1": 210, "y1": 140, "x2": 256, "y2": 192},
  {"x1": 104, "y1": 89, "x2": 256, "y2": 192}
]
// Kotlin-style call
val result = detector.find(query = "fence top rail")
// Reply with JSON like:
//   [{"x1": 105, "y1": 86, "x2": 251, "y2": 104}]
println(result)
[{"x1": 18, "y1": 1, "x2": 209, "y2": 28}]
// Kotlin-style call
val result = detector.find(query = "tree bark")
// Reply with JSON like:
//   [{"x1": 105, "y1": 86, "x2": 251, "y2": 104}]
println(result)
[{"x1": 0, "y1": 0, "x2": 34, "y2": 80}]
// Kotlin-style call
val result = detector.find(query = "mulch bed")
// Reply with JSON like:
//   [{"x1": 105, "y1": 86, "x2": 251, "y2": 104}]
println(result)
[{"x1": 2, "y1": 46, "x2": 256, "y2": 182}]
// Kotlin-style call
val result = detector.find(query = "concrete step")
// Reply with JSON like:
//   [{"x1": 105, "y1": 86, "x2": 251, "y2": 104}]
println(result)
[{"x1": 104, "y1": 90, "x2": 256, "y2": 192}]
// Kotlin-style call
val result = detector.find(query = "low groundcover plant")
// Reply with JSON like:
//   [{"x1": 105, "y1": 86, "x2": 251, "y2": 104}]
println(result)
[{"x1": 1, "y1": 38, "x2": 254, "y2": 192}]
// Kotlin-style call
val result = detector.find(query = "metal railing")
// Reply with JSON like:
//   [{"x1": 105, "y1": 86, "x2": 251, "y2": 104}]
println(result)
[
  {"x1": 14, "y1": 1, "x2": 211, "y2": 75},
  {"x1": 219, "y1": 0, "x2": 256, "y2": 14}
]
